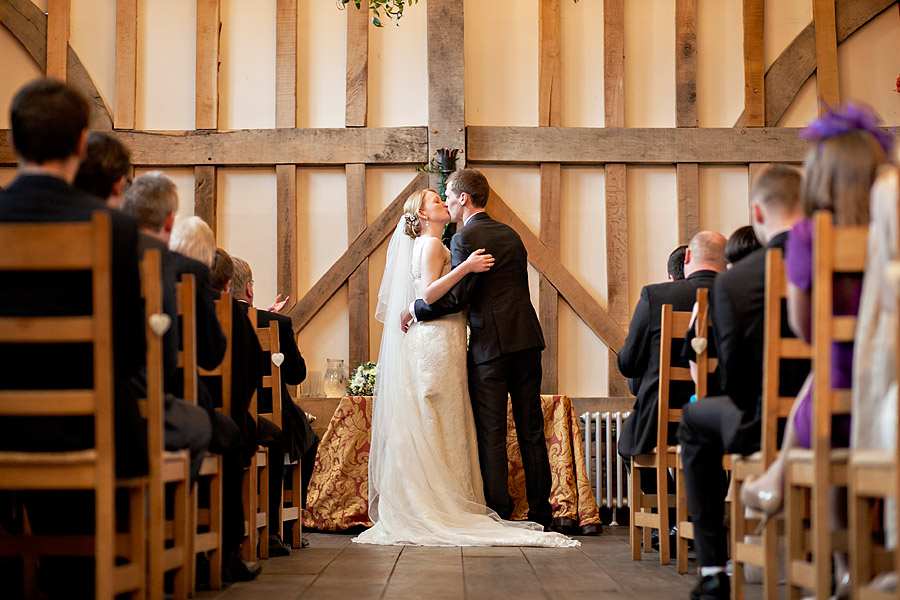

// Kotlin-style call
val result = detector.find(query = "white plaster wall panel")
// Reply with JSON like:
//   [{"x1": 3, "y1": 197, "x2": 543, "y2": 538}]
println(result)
[
  {"x1": 838, "y1": 9, "x2": 900, "y2": 127},
  {"x1": 216, "y1": 168, "x2": 278, "y2": 305},
  {"x1": 764, "y1": 0, "x2": 811, "y2": 70},
  {"x1": 135, "y1": 0, "x2": 195, "y2": 130},
  {"x1": 365, "y1": 166, "x2": 420, "y2": 360},
  {"x1": 465, "y1": 0, "x2": 539, "y2": 126},
  {"x1": 624, "y1": 0, "x2": 675, "y2": 127},
  {"x1": 368, "y1": 1, "x2": 427, "y2": 127},
  {"x1": 219, "y1": 0, "x2": 276, "y2": 130},
  {"x1": 559, "y1": 166, "x2": 609, "y2": 396},
  {"x1": 297, "y1": 0, "x2": 347, "y2": 128},
  {"x1": 70, "y1": 0, "x2": 115, "y2": 114},
  {"x1": 699, "y1": 166, "x2": 749, "y2": 241},
  {"x1": 696, "y1": 0, "x2": 743, "y2": 127},
  {"x1": 295, "y1": 168, "x2": 349, "y2": 390},
  {"x1": 626, "y1": 166, "x2": 678, "y2": 310},
  {"x1": 134, "y1": 167, "x2": 195, "y2": 218},
  {"x1": 559, "y1": 0, "x2": 605, "y2": 127},
  {"x1": 0, "y1": 27, "x2": 42, "y2": 129}
]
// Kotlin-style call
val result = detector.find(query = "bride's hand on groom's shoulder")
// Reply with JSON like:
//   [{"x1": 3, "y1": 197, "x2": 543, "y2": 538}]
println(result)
[{"x1": 463, "y1": 249, "x2": 494, "y2": 274}]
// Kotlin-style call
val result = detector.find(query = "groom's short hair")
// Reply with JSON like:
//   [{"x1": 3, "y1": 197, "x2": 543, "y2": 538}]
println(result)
[{"x1": 448, "y1": 169, "x2": 490, "y2": 208}]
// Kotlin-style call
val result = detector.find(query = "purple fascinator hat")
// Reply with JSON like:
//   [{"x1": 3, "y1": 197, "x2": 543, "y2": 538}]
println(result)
[{"x1": 800, "y1": 102, "x2": 895, "y2": 159}]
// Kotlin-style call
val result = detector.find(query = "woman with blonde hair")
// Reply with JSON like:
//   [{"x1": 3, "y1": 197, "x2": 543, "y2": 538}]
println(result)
[
  {"x1": 169, "y1": 215, "x2": 216, "y2": 267},
  {"x1": 355, "y1": 188, "x2": 578, "y2": 548}
]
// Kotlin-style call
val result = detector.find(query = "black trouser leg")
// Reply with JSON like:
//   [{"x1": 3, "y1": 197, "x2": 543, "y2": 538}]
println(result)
[
  {"x1": 257, "y1": 416, "x2": 286, "y2": 527},
  {"x1": 300, "y1": 439, "x2": 318, "y2": 508}
]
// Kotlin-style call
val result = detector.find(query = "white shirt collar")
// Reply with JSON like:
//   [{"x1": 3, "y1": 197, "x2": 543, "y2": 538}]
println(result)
[{"x1": 463, "y1": 212, "x2": 483, "y2": 227}]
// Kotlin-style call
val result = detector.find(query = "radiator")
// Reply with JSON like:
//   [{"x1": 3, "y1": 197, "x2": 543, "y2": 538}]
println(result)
[{"x1": 580, "y1": 411, "x2": 631, "y2": 525}]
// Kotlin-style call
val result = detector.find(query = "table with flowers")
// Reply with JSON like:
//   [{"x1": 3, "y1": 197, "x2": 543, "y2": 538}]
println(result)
[{"x1": 302, "y1": 394, "x2": 602, "y2": 534}]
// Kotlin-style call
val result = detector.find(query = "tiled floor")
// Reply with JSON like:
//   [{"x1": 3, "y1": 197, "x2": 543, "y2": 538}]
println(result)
[{"x1": 196, "y1": 526, "x2": 765, "y2": 599}]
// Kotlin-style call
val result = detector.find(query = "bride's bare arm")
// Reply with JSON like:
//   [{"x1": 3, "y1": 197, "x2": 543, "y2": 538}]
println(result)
[{"x1": 420, "y1": 237, "x2": 493, "y2": 304}]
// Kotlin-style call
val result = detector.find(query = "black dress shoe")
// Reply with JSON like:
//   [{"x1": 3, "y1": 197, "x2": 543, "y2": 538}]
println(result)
[
  {"x1": 301, "y1": 537, "x2": 310, "y2": 548},
  {"x1": 268, "y1": 534, "x2": 291, "y2": 557},
  {"x1": 690, "y1": 573, "x2": 730, "y2": 600},
  {"x1": 223, "y1": 549, "x2": 262, "y2": 583}
]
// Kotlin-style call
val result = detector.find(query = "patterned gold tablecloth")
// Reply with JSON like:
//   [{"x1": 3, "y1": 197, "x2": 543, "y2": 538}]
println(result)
[{"x1": 302, "y1": 394, "x2": 602, "y2": 533}]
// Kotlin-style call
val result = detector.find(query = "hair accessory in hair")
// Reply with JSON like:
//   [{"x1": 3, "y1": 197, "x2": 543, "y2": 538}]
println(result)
[
  {"x1": 403, "y1": 212, "x2": 418, "y2": 224},
  {"x1": 800, "y1": 102, "x2": 895, "y2": 158}
]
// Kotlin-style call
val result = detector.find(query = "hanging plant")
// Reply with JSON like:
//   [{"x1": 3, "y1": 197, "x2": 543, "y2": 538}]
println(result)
[{"x1": 336, "y1": 0, "x2": 419, "y2": 27}]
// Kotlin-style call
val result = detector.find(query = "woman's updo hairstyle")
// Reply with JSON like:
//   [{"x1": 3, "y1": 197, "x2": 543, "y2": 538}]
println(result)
[{"x1": 401, "y1": 188, "x2": 438, "y2": 239}]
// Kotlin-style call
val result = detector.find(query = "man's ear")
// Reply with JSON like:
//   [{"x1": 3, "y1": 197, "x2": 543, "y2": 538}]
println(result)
[
  {"x1": 245, "y1": 281, "x2": 253, "y2": 300},
  {"x1": 75, "y1": 129, "x2": 89, "y2": 160},
  {"x1": 684, "y1": 247, "x2": 692, "y2": 265},
  {"x1": 458, "y1": 192, "x2": 468, "y2": 207},
  {"x1": 163, "y1": 211, "x2": 176, "y2": 234},
  {"x1": 751, "y1": 201, "x2": 764, "y2": 227},
  {"x1": 111, "y1": 175, "x2": 127, "y2": 199}
]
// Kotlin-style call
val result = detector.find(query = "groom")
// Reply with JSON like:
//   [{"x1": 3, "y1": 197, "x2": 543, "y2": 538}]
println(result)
[{"x1": 401, "y1": 169, "x2": 553, "y2": 528}]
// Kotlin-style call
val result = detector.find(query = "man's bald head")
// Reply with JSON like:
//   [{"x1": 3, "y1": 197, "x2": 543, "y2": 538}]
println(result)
[{"x1": 684, "y1": 230, "x2": 727, "y2": 276}]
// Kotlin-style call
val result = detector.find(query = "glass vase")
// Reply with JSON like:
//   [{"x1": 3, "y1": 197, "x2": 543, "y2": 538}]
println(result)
[{"x1": 323, "y1": 358, "x2": 347, "y2": 398}]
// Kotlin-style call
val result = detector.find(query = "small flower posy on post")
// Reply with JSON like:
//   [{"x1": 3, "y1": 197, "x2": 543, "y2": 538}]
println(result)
[
  {"x1": 336, "y1": 0, "x2": 418, "y2": 27},
  {"x1": 347, "y1": 361, "x2": 378, "y2": 396}
]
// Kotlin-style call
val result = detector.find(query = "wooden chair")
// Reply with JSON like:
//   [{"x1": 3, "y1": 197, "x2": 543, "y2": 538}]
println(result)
[
  {"x1": 199, "y1": 300, "x2": 269, "y2": 562},
  {"x1": 630, "y1": 303, "x2": 694, "y2": 565},
  {"x1": 140, "y1": 249, "x2": 192, "y2": 599},
  {"x1": 674, "y1": 287, "x2": 722, "y2": 574},
  {"x1": 785, "y1": 211, "x2": 867, "y2": 599},
  {"x1": 249, "y1": 307, "x2": 303, "y2": 548},
  {"x1": 177, "y1": 274, "x2": 224, "y2": 591},
  {"x1": 730, "y1": 249, "x2": 811, "y2": 600},
  {"x1": 0, "y1": 212, "x2": 146, "y2": 598}
]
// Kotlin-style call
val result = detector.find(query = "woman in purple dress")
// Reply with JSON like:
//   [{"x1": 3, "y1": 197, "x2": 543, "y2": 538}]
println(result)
[{"x1": 740, "y1": 103, "x2": 893, "y2": 595}]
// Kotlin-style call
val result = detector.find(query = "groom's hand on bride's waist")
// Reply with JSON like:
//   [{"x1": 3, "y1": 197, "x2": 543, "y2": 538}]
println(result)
[{"x1": 400, "y1": 305, "x2": 413, "y2": 332}]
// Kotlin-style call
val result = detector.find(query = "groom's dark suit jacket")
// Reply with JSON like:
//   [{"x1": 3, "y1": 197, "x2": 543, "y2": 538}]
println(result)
[{"x1": 413, "y1": 212, "x2": 544, "y2": 364}]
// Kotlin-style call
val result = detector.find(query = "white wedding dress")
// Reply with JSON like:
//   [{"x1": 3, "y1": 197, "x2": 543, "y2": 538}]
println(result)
[{"x1": 354, "y1": 224, "x2": 578, "y2": 548}]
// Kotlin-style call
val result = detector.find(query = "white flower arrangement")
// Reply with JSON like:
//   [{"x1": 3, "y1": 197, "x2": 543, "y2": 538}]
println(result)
[{"x1": 347, "y1": 361, "x2": 378, "y2": 396}]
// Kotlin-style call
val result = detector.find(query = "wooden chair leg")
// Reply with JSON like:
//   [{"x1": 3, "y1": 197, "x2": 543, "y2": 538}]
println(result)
[
  {"x1": 258, "y1": 450, "x2": 270, "y2": 560},
  {"x1": 677, "y1": 462, "x2": 690, "y2": 574},
  {"x1": 242, "y1": 456, "x2": 259, "y2": 562},
  {"x1": 786, "y1": 477, "x2": 804, "y2": 600},
  {"x1": 149, "y1": 480, "x2": 164, "y2": 600},
  {"x1": 761, "y1": 518, "x2": 778, "y2": 600},
  {"x1": 630, "y1": 460, "x2": 642, "y2": 560},
  {"x1": 291, "y1": 461, "x2": 302, "y2": 547},
  {"x1": 172, "y1": 478, "x2": 190, "y2": 600},
  {"x1": 129, "y1": 484, "x2": 147, "y2": 599},
  {"x1": 209, "y1": 464, "x2": 223, "y2": 590},
  {"x1": 731, "y1": 473, "x2": 745, "y2": 600},
  {"x1": 657, "y1": 466, "x2": 670, "y2": 565}
]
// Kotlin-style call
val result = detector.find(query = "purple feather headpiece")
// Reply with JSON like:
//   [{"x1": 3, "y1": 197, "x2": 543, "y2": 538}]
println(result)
[{"x1": 800, "y1": 102, "x2": 895, "y2": 158}]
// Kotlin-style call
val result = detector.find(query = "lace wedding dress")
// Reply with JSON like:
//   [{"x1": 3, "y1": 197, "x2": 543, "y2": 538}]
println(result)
[{"x1": 354, "y1": 225, "x2": 578, "y2": 548}]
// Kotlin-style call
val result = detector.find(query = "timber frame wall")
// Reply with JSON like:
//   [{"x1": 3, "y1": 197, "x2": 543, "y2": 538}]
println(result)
[{"x1": 0, "y1": 0, "x2": 894, "y2": 394}]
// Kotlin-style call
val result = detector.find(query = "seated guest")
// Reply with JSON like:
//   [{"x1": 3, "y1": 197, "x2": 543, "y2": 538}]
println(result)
[
  {"x1": 121, "y1": 172, "x2": 214, "y2": 483},
  {"x1": 739, "y1": 104, "x2": 891, "y2": 597},
  {"x1": 724, "y1": 225, "x2": 762, "y2": 268},
  {"x1": 73, "y1": 131, "x2": 132, "y2": 207},
  {"x1": 667, "y1": 244, "x2": 688, "y2": 281},
  {"x1": 0, "y1": 77, "x2": 147, "y2": 595},
  {"x1": 231, "y1": 256, "x2": 319, "y2": 549},
  {"x1": 617, "y1": 230, "x2": 726, "y2": 464},
  {"x1": 167, "y1": 216, "x2": 264, "y2": 581},
  {"x1": 678, "y1": 165, "x2": 809, "y2": 599}
]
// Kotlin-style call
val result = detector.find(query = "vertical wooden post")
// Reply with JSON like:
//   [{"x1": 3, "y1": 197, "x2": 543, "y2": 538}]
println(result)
[
  {"x1": 276, "y1": 0, "x2": 298, "y2": 129},
  {"x1": 742, "y1": 0, "x2": 766, "y2": 127},
  {"x1": 194, "y1": 166, "x2": 218, "y2": 237},
  {"x1": 747, "y1": 162, "x2": 770, "y2": 219},
  {"x1": 676, "y1": 163, "x2": 700, "y2": 246},
  {"x1": 276, "y1": 165, "x2": 298, "y2": 303},
  {"x1": 113, "y1": 0, "x2": 137, "y2": 129},
  {"x1": 812, "y1": 0, "x2": 840, "y2": 112},
  {"x1": 604, "y1": 0, "x2": 629, "y2": 396},
  {"x1": 196, "y1": 0, "x2": 220, "y2": 130},
  {"x1": 427, "y1": 0, "x2": 466, "y2": 187},
  {"x1": 346, "y1": 164, "x2": 369, "y2": 367},
  {"x1": 675, "y1": 0, "x2": 697, "y2": 128},
  {"x1": 538, "y1": 0, "x2": 561, "y2": 394},
  {"x1": 539, "y1": 163, "x2": 561, "y2": 394},
  {"x1": 47, "y1": 0, "x2": 70, "y2": 81},
  {"x1": 345, "y1": 2, "x2": 368, "y2": 127}
]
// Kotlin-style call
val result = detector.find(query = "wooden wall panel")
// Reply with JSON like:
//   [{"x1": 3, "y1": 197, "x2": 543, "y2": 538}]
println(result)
[
  {"x1": 675, "y1": 0, "x2": 697, "y2": 128},
  {"x1": 46, "y1": 0, "x2": 69, "y2": 80},
  {"x1": 345, "y1": 2, "x2": 368, "y2": 127},
  {"x1": 603, "y1": 0, "x2": 625, "y2": 129},
  {"x1": 276, "y1": 164, "x2": 298, "y2": 303},
  {"x1": 276, "y1": 0, "x2": 298, "y2": 129},
  {"x1": 676, "y1": 163, "x2": 700, "y2": 245},
  {"x1": 813, "y1": 0, "x2": 841, "y2": 111},
  {"x1": 113, "y1": 0, "x2": 136, "y2": 129},
  {"x1": 539, "y1": 163, "x2": 561, "y2": 394},
  {"x1": 346, "y1": 164, "x2": 369, "y2": 366},
  {"x1": 538, "y1": 0, "x2": 561, "y2": 129},
  {"x1": 196, "y1": 0, "x2": 220, "y2": 130},
  {"x1": 427, "y1": 0, "x2": 466, "y2": 182},
  {"x1": 194, "y1": 165, "x2": 217, "y2": 236},
  {"x1": 742, "y1": 0, "x2": 765, "y2": 127}
]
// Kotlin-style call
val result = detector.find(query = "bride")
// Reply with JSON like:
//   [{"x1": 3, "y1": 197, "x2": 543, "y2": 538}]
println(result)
[{"x1": 353, "y1": 189, "x2": 578, "y2": 548}]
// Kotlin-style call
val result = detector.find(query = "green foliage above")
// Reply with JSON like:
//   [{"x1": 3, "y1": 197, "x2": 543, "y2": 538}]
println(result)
[{"x1": 338, "y1": 0, "x2": 419, "y2": 27}]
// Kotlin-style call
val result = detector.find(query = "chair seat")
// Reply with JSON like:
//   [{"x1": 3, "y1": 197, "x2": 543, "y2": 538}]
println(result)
[
  {"x1": 786, "y1": 448, "x2": 849, "y2": 486},
  {"x1": 849, "y1": 448, "x2": 893, "y2": 469},
  {"x1": 161, "y1": 450, "x2": 190, "y2": 483},
  {"x1": 198, "y1": 454, "x2": 220, "y2": 477},
  {"x1": 849, "y1": 449, "x2": 896, "y2": 497}
]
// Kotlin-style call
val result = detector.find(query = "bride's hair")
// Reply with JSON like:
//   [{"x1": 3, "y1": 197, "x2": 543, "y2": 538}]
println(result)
[{"x1": 401, "y1": 188, "x2": 438, "y2": 239}]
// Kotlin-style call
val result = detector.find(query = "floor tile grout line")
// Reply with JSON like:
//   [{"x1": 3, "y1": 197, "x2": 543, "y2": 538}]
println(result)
[
  {"x1": 295, "y1": 541, "x2": 353, "y2": 599},
  {"x1": 520, "y1": 547, "x2": 553, "y2": 599},
  {"x1": 378, "y1": 545, "x2": 405, "y2": 599}
]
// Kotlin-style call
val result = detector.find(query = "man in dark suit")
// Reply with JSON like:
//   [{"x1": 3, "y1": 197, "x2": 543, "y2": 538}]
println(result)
[
  {"x1": 73, "y1": 131, "x2": 132, "y2": 208},
  {"x1": 400, "y1": 169, "x2": 552, "y2": 527},
  {"x1": 0, "y1": 79, "x2": 147, "y2": 478},
  {"x1": 229, "y1": 256, "x2": 318, "y2": 552},
  {"x1": 679, "y1": 166, "x2": 809, "y2": 599},
  {"x1": 617, "y1": 230, "x2": 725, "y2": 468}
]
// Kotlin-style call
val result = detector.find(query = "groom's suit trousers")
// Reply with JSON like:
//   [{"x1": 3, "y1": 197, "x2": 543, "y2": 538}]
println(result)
[{"x1": 468, "y1": 347, "x2": 553, "y2": 527}]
